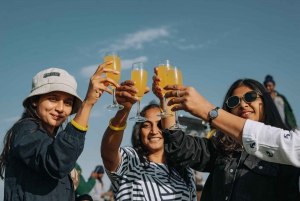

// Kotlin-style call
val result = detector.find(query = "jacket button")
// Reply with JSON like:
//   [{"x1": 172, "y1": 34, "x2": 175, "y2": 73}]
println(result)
[
  {"x1": 225, "y1": 196, "x2": 229, "y2": 200},
  {"x1": 258, "y1": 166, "x2": 263, "y2": 169},
  {"x1": 229, "y1": 169, "x2": 233, "y2": 173}
]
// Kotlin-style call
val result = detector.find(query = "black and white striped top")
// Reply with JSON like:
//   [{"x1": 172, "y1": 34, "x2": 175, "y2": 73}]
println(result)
[{"x1": 106, "y1": 147, "x2": 197, "y2": 201}]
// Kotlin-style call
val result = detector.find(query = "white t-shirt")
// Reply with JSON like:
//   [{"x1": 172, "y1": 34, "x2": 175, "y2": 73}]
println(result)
[
  {"x1": 106, "y1": 147, "x2": 197, "y2": 201},
  {"x1": 89, "y1": 179, "x2": 105, "y2": 201},
  {"x1": 242, "y1": 119, "x2": 300, "y2": 167}
]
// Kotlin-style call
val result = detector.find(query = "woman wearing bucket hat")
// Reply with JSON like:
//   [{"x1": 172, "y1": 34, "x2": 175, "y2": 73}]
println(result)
[{"x1": 0, "y1": 61, "x2": 119, "y2": 201}]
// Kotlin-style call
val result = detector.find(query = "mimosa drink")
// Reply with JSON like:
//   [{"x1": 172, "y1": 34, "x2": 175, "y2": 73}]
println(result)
[
  {"x1": 131, "y1": 69, "x2": 148, "y2": 100},
  {"x1": 104, "y1": 55, "x2": 121, "y2": 89}
]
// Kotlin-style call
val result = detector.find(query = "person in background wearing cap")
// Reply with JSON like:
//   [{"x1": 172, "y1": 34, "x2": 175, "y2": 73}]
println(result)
[
  {"x1": 88, "y1": 165, "x2": 105, "y2": 201},
  {"x1": 0, "y1": 61, "x2": 119, "y2": 201},
  {"x1": 75, "y1": 162, "x2": 97, "y2": 197},
  {"x1": 264, "y1": 75, "x2": 298, "y2": 130}
]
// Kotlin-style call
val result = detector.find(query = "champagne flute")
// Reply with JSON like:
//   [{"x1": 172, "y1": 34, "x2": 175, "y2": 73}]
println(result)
[
  {"x1": 104, "y1": 51, "x2": 124, "y2": 111},
  {"x1": 156, "y1": 60, "x2": 173, "y2": 118},
  {"x1": 165, "y1": 66, "x2": 187, "y2": 130},
  {"x1": 129, "y1": 62, "x2": 148, "y2": 122}
]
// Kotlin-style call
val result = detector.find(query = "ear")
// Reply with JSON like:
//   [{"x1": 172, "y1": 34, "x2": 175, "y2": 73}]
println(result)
[{"x1": 30, "y1": 97, "x2": 38, "y2": 107}]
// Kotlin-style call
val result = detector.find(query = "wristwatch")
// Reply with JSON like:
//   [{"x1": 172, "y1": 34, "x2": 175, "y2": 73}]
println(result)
[{"x1": 208, "y1": 107, "x2": 220, "y2": 123}]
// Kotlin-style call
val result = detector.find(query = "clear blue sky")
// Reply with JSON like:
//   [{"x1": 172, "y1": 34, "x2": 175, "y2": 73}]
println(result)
[{"x1": 1, "y1": 0, "x2": 300, "y2": 197}]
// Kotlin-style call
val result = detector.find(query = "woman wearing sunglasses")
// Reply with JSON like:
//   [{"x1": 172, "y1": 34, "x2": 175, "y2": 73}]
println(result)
[{"x1": 161, "y1": 78, "x2": 300, "y2": 201}]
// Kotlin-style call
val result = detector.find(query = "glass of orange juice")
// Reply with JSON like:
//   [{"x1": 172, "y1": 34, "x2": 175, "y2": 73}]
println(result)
[
  {"x1": 157, "y1": 60, "x2": 173, "y2": 118},
  {"x1": 129, "y1": 62, "x2": 148, "y2": 122},
  {"x1": 165, "y1": 66, "x2": 186, "y2": 130},
  {"x1": 104, "y1": 51, "x2": 124, "y2": 111}
]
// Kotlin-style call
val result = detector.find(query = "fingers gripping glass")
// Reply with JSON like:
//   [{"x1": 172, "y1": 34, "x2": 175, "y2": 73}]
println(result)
[
  {"x1": 226, "y1": 91, "x2": 261, "y2": 108},
  {"x1": 104, "y1": 51, "x2": 124, "y2": 111}
]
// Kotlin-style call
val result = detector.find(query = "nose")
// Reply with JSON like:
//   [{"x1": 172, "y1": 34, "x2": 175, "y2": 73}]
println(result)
[
  {"x1": 55, "y1": 100, "x2": 64, "y2": 112},
  {"x1": 239, "y1": 97, "x2": 249, "y2": 108},
  {"x1": 151, "y1": 124, "x2": 161, "y2": 134}
]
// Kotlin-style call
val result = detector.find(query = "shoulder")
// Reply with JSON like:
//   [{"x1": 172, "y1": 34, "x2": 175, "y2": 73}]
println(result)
[{"x1": 12, "y1": 118, "x2": 45, "y2": 135}]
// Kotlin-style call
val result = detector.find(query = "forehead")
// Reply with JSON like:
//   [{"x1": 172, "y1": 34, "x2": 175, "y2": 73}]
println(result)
[
  {"x1": 144, "y1": 107, "x2": 161, "y2": 121},
  {"x1": 232, "y1": 85, "x2": 254, "y2": 96},
  {"x1": 41, "y1": 91, "x2": 74, "y2": 99}
]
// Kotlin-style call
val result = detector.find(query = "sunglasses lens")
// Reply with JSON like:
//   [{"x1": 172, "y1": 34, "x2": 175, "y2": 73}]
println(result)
[
  {"x1": 245, "y1": 91, "x2": 257, "y2": 102},
  {"x1": 227, "y1": 96, "x2": 240, "y2": 108}
]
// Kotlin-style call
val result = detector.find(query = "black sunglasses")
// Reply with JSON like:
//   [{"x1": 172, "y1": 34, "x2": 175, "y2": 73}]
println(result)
[{"x1": 226, "y1": 91, "x2": 261, "y2": 108}]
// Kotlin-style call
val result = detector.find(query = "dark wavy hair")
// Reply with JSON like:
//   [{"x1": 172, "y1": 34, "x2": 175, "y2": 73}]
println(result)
[
  {"x1": 211, "y1": 78, "x2": 288, "y2": 156},
  {"x1": 131, "y1": 103, "x2": 191, "y2": 186},
  {"x1": 0, "y1": 95, "x2": 65, "y2": 179}
]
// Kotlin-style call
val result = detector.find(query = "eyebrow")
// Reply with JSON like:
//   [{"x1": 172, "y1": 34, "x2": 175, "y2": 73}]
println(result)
[{"x1": 48, "y1": 94, "x2": 74, "y2": 101}]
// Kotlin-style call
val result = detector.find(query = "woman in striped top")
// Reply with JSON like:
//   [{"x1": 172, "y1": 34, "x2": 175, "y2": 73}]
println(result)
[{"x1": 101, "y1": 80, "x2": 196, "y2": 201}]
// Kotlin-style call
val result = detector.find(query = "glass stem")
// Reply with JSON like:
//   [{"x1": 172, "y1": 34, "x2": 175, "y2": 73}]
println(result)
[
  {"x1": 112, "y1": 88, "x2": 117, "y2": 105},
  {"x1": 174, "y1": 111, "x2": 180, "y2": 126},
  {"x1": 163, "y1": 97, "x2": 167, "y2": 112},
  {"x1": 136, "y1": 100, "x2": 141, "y2": 116}
]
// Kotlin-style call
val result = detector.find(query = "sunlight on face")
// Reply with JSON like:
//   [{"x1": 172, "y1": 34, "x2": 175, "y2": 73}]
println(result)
[
  {"x1": 229, "y1": 85, "x2": 264, "y2": 122},
  {"x1": 34, "y1": 91, "x2": 74, "y2": 133}
]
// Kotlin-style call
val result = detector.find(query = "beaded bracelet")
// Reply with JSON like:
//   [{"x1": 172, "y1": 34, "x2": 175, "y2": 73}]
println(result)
[
  {"x1": 109, "y1": 118, "x2": 127, "y2": 131},
  {"x1": 71, "y1": 119, "x2": 89, "y2": 131}
]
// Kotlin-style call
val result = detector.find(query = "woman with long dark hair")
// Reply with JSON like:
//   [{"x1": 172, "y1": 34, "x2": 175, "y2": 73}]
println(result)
[
  {"x1": 161, "y1": 79, "x2": 300, "y2": 201},
  {"x1": 101, "y1": 80, "x2": 196, "y2": 201},
  {"x1": 0, "y1": 62, "x2": 119, "y2": 201}
]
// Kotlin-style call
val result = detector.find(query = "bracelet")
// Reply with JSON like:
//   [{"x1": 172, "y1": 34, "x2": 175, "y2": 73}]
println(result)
[
  {"x1": 71, "y1": 119, "x2": 89, "y2": 131},
  {"x1": 109, "y1": 118, "x2": 127, "y2": 131}
]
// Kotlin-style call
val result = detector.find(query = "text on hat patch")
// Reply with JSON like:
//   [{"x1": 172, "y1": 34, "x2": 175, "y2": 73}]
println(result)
[{"x1": 43, "y1": 72, "x2": 60, "y2": 78}]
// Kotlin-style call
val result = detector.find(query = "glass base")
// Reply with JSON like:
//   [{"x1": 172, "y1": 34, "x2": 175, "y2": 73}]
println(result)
[
  {"x1": 168, "y1": 124, "x2": 187, "y2": 131},
  {"x1": 157, "y1": 112, "x2": 173, "y2": 118},
  {"x1": 129, "y1": 116, "x2": 148, "y2": 122},
  {"x1": 106, "y1": 104, "x2": 124, "y2": 111}
]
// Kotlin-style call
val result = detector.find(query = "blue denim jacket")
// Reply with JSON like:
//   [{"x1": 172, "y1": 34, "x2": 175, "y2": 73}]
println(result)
[{"x1": 4, "y1": 119, "x2": 86, "y2": 201}]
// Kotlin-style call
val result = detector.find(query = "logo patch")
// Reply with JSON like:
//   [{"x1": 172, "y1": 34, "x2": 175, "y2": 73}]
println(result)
[
  {"x1": 250, "y1": 142, "x2": 256, "y2": 148},
  {"x1": 266, "y1": 151, "x2": 273, "y2": 157},
  {"x1": 284, "y1": 133, "x2": 291, "y2": 139},
  {"x1": 43, "y1": 72, "x2": 60, "y2": 78}
]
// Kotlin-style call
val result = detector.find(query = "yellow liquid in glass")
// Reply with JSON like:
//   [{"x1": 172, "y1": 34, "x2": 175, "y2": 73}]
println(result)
[
  {"x1": 165, "y1": 69, "x2": 182, "y2": 85},
  {"x1": 131, "y1": 69, "x2": 148, "y2": 100},
  {"x1": 157, "y1": 65, "x2": 167, "y2": 94},
  {"x1": 104, "y1": 55, "x2": 121, "y2": 89}
]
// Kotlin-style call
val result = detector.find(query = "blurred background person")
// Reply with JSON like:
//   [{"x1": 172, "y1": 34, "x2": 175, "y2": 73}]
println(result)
[
  {"x1": 75, "y1": 163, "x2": 96, "y2": 197},
  {"x1": 75, "y1": 194, "x2": 93, "y2": 201},
  {"x1": 89, "y1": 165, "x2": 105, "y2": 201},
  {"x1": 264, "y1": 75, "x2": 298, "y2": 130}
]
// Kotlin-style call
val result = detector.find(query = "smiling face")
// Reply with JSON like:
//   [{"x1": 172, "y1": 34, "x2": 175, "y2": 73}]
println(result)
[
  {"x1": 140, "y1": 107, "x2": 164, "y2": 154},
  {"x1": 34, "y1": 91, "x2": 74, "y2": 133},
  {"x1": 229, "y1": 85, "x2": 264, "y2": 122}
]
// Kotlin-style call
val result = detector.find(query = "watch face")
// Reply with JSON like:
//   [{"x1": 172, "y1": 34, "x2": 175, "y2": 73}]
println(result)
[{"x1": 210, "y1": 109, "x2": 218, "y2": 119}]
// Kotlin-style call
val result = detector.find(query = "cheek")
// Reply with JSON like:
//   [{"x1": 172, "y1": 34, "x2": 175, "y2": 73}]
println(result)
[{"x1": 229, "y1": 108, "x2": 238, "y2": 116}]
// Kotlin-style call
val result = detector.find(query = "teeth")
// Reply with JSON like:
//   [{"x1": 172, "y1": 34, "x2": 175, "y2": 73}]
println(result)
[{"x1": 149, "y1": 138, "x2": 160, "y2": 142}]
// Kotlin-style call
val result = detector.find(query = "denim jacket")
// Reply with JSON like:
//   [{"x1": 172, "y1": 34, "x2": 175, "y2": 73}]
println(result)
[
  {"x1": 163, "y1": 130, "x2": 300, "y2": 201},
  {"x1": 4, "y1": 119, "x2": 86, "y2": 201}
]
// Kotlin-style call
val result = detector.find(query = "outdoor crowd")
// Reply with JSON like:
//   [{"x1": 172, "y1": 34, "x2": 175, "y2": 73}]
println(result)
[{"x1": 0, "y1": 60, "x2": 299, "y2": 201}]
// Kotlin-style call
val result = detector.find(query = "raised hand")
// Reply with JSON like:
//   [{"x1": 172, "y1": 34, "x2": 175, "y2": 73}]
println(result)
[
  {"x1": 84, "y1": 61, "x2": 120, "y2": 106},
  {"x1": 164, "y1": 84, "x2": 213, "y2": 119},
  {"x1": 116, "y1": 80, "x2": 150, "y2": 110},
  {"x1": 152, "y1": 67, "x2": 164, "y2": 101}
]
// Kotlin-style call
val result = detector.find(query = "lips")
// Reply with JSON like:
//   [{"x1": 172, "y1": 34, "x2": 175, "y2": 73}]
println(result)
[{"x1": 240, "y1": 111, "x2": 253, "y2": 118}]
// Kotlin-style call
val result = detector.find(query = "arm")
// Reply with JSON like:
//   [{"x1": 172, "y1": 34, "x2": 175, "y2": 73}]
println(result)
[
  {"x1": 12, "y1": 120, "x2": 86, "y2": 179},
  {"x1": 164, "y1": 85, "x2": 300, "y2": 167},
  {"x1": 164, "y1": 85, "x2": 246, "y2": 144},
  {"x1": 75, "y1": 174, "x2": 96, "y2": 195},
  {"x1": 101, "y1": 80, "x2": 150, "y2": 172},
  {"x1": 163, "y1": 129, "x2": 214, "y2": 171}
]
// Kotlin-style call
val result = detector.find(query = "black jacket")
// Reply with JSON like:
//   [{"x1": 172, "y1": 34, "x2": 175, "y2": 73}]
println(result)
[
  {"x1": 163, "y1": 130, "x2": 300, "y2": 201},
  {"x1": 4, "y1": 119, "x2": 86, "y2": 201}
]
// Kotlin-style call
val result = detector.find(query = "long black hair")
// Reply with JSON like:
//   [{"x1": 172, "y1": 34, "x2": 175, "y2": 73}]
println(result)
[
  {"x1": 131, "y1": 103, "x2": 191, "y2": 186},
  {"x1": 211, "y1": 78, "x2": 288, "y2": 156},
  {"x1": 0, "y1": 95, "x2": 65, "y2": 179}
]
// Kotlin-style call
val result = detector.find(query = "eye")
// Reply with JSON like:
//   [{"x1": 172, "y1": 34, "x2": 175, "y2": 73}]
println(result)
[
  {"x1": 65, "y1": 100, "x2": 73, "y2": 107},
  {"x1": 142, "y1": 123, "x2": 151, "y2": 129},
  {"x1": 49, "y1": 96, "x2": 57, "y2": 102}
]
